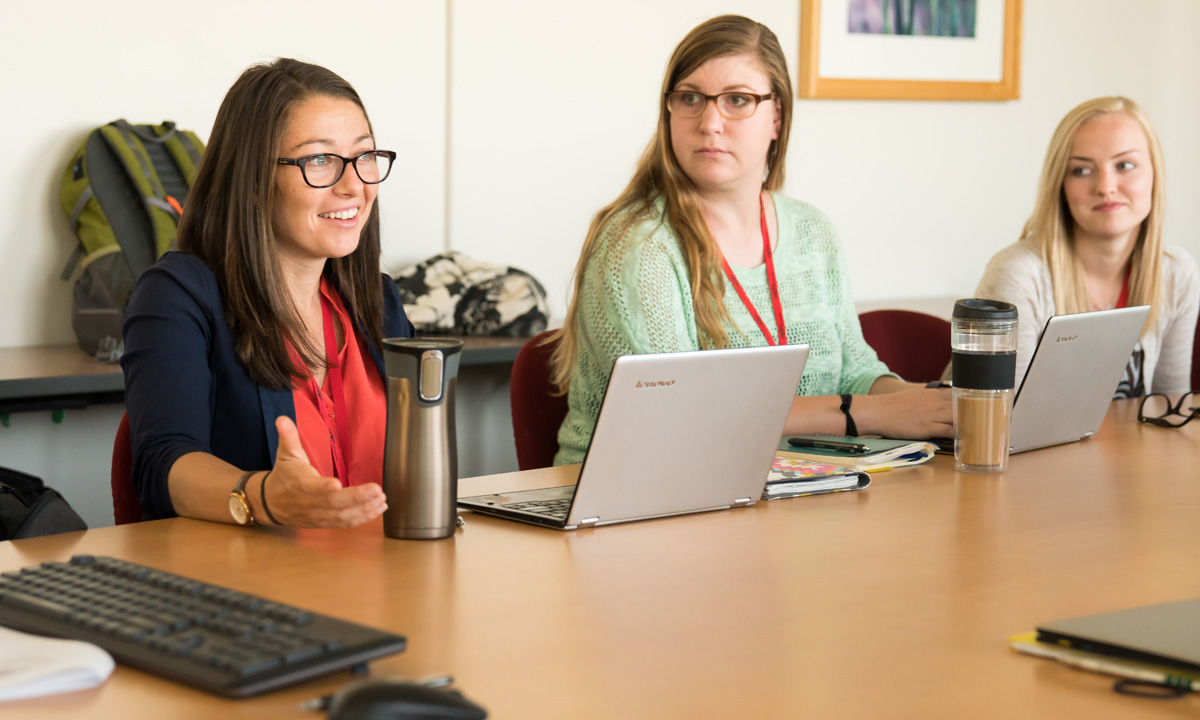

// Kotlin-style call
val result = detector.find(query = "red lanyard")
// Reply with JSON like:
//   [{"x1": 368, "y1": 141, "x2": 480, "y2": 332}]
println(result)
[
  {"x1": 310, "y1": 292, "x2": 351, "y2": 485},
  {"x1": 1115, "y1": 264, "x2": 1132, "y2": 309},
  {"x1": 719, "y1": 195, "x2": 787, "y2": 346}
]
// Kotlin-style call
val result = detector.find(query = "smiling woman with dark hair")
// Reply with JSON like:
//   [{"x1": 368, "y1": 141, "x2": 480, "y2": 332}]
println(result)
[{"x1": 121, "y1": 58, "x2": 413, "y2": 528}]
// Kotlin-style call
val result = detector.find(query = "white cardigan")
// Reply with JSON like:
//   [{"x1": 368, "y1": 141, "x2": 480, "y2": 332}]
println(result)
[{"x1": 973, "y1": 238, "x2": 1199, "y2": 393}]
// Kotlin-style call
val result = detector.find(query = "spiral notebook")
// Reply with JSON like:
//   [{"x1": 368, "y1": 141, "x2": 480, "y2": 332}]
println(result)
[{"x1": 763, "y1": 457, "x2": 870, "y2": 499}]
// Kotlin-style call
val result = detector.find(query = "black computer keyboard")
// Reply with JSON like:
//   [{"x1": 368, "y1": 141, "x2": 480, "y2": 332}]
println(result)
[{"x1": 0, "y1": 555, "x2": 406, "y2": 697}]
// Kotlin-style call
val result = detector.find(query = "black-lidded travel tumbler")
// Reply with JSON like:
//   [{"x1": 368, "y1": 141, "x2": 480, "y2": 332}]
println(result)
[{"x1": 951, "y1": 299, "x2": 1019, "y2": 473}]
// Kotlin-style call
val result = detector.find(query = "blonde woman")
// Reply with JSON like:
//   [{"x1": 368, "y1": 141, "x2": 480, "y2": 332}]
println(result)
[
  {"x1": 974, "y1": 97, "x2": 1198, "y2": 396},
  {"x1": 549, "y1": 15, "x2": 950, "y2": 465}
]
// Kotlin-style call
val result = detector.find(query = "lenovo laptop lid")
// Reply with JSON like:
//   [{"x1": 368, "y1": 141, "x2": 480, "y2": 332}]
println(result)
[
  {"x1": 1009, "y1": 305, "x2": 1150, "y2": 453},
  {"x1": 458, "y1": 343, "x2": 809, "y2": 530}
]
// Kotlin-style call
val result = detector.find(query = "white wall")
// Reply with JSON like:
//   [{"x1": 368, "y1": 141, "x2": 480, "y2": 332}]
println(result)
[
  {"x1": 2, "y1": 0, "x2": 448, "y2": 348},
  {"x1": 446, "y1": 0, "x2": 765, "y2": 314}
]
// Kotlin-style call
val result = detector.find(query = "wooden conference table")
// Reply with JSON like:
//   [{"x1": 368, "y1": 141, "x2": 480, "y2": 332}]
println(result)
[{"x1": 3, "y1": 400, "x2": 1199, "y2": 718}]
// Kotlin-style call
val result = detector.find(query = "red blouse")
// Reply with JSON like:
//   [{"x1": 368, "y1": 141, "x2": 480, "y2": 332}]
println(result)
[{"x1": 289, "y1": 279, "x2": 386, "y2": 487}]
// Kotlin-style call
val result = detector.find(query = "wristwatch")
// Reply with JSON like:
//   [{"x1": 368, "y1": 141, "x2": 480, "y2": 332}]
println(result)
[{"x1": 228, "y1": 470, "x2": 257, "y2": 526}]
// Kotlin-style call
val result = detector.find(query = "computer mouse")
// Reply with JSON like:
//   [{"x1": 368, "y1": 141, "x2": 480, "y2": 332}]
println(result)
[{"x1": 326, "y1": 678, "x2": 488, "y2": 720}]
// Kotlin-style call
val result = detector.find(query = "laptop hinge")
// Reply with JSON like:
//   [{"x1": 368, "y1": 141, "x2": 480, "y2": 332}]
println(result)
[
  {"x1": 580, "y1": 517, "x2": 600, "y2": 528},
  {"x1": 732, "y1": 497, "x2": 753, "y2": 508}
]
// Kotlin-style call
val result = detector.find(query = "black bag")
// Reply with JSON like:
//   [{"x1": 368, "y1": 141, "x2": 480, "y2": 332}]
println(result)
[{"x1": 0, "y1": 467, "x2": 88, "y2": 540}]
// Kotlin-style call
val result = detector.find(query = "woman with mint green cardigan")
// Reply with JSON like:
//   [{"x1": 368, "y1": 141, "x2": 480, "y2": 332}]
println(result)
[{"x1": 549, "y1": 16, "x2": 951, "y2": 466}]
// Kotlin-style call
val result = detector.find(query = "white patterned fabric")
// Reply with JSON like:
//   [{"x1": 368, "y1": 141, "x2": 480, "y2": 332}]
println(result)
[
  {"x1": 554, "y1": 193, "x2": 893, "y2": 466},
  {"x1": 394, "y1": 251, "x2": 549, "y2": 337}
]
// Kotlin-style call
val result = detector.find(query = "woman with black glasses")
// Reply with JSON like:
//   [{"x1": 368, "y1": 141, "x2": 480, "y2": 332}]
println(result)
[{"x1": 122, "y1": 58, "x2": 412, "y2": 527}]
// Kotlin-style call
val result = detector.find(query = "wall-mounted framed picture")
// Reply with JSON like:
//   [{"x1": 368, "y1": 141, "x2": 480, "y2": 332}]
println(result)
[{"x1": 798, "y1": 0, "x2": 1022, "y2": 100}]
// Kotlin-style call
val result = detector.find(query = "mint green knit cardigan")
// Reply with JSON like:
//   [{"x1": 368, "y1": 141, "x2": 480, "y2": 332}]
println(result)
[{"x1": 554, "y1": 194, "x2": 892, "y2": 466}]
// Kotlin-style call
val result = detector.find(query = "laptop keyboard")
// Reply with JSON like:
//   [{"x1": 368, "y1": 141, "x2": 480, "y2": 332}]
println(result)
[
  {"x1": 504, "y1": 498, "x2": 572, "y2": 520},
  {"x1": 0, "y1": 555, "x2": 406, "y2": 697}
]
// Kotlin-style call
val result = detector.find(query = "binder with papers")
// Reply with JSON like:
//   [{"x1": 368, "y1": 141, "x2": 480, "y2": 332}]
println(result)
[{"x1": 763, "y1": 456, "x2": 870, "y2": 499}]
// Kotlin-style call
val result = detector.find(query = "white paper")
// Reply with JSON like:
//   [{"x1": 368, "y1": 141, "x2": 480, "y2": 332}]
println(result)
[{"x1": 0, "y1": 626, "x2": 114, "y2": 702}]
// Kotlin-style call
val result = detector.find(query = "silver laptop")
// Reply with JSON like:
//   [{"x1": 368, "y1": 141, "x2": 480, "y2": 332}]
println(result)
[
  {"x1": 458, "y1": 344, "x2": 810, "y2": 530},
  {"x1": 1008, "y1": 305, "x2": 1150, "y2": 453}
]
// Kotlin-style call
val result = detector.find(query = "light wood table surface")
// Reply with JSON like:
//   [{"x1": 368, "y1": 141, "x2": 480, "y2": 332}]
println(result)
[{"x1": 2, "y1": 399, "x2": 1199, "y2": 718}]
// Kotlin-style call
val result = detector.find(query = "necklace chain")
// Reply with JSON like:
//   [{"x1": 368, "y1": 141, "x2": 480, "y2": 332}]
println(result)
[{"x1": 1088, "y1": 270, "x2": 1129, "y2": 311}]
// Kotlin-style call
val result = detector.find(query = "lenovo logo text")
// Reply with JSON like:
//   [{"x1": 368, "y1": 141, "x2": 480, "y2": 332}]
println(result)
[
  {"x1": 1055, "y1": 335, "x2": 1078, "y2": 343},
  {"x1": 635, "y1": 380, "x2": 676, "y2": 389}
]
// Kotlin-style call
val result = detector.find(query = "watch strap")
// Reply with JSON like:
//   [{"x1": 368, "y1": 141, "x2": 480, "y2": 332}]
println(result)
[
  {"x1": 839, "y1": 394, "x2": 858, "y2": 437},
  {"x1": 230, "y1": 470, "x2": 257, "y2": 525},
  {"x1": 234, "y1": 470, "x2": 255, "y2": 494}
]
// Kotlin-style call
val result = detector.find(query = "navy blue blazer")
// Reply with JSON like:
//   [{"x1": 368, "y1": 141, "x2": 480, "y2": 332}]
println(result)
[{"x1": 121, "y1": 251, "x2": 413, "y2": 519}]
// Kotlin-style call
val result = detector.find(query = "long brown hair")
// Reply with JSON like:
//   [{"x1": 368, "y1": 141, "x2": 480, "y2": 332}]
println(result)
[
  {"x1": 1021, "y1": 96, "x2": 1165, "y2": 332},
  {"x1": 549, "y1": 15, "x2": 793, "y2": 392},
  {"x1": 175, "y1": 58, "x2": 385, "y2": 390}
]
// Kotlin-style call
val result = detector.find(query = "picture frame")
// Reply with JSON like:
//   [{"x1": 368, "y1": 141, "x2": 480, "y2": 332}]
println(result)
[{"x1": 798, "y1": 0, "x2": 1022, "y2": 100}]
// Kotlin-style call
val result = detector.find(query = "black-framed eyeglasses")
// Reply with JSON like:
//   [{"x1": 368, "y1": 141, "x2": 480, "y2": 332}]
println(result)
[
  {"x1": 1138, "y1": 392, "x2": 1199, "y2": 428},
  {"x1": 276, "y1": 150, "x2": 396, "y2": 189},
  {"x1": 664, "y1": 90, "x2": 774, "y2": 119}
]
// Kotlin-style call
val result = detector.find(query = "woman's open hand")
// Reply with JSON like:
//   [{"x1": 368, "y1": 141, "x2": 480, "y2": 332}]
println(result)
[{"x1": 262, "y1": 416, "x2": 387, "y2": 528}]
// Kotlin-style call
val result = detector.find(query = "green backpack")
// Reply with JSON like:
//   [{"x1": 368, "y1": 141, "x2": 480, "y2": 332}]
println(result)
[{"x1": 59, "y1": 120, "x2": 205, "y2": 357}]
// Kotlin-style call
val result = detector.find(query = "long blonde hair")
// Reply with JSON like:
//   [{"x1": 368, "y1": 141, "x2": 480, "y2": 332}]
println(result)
[
  {"x1": 1022, "y1": 96, "x2": 1165, "y2": 331},
  {"x1": 549, "y1": 15, "x2": 793, "y2": 392}
]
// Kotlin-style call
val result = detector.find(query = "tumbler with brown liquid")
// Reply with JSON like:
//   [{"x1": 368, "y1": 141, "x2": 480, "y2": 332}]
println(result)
[{"x1": 951, "y1": 299, "x2": 1018, "y2": 473}]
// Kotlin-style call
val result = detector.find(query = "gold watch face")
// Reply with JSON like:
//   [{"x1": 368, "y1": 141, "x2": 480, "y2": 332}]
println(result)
[{"x1": 228, "y1": 492, "x2": 251, "y2": 525}]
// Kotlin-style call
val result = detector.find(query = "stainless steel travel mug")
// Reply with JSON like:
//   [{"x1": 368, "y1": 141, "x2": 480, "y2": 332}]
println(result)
[
  {"x1": 951, "y1": 299, "x2": 1019, "y2": 473},
  {"x1": 381, "y1": 338, "x2": 464, "y2": 539}
]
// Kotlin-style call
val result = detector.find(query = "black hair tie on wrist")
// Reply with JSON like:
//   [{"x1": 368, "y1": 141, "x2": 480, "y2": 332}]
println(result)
[
  {"x1": 839, "y1": 394, "x2": 858, "y2": 437},
  {"x1": 259, "y1": 470, "x2": 282, "y2": 526}
]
